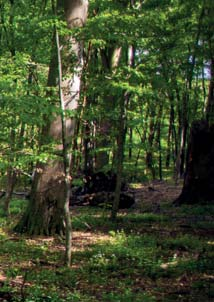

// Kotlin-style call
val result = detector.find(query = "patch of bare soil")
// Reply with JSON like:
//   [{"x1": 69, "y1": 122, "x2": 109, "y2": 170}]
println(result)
[{"x1": 132, "y1": 180, "x2": 182, "y2": 210}]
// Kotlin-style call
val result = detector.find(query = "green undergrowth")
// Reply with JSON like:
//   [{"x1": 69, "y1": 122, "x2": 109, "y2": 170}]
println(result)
[
  {"x1": 72, "y1": 209, "x2": 169, "y2": 233},
  {"x1": 0, "y1": 198, "x2": 27, "y2": 217},
  {"x1": 0, "y1": 198, "x2": 213, "y2": 301}
]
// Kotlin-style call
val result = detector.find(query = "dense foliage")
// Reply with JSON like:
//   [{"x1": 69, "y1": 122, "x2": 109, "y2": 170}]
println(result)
[
  {"x1": 0, "y1": 0, "x2": 213, "y2": 185},
  {"x1": 0, "y1": 1, "x2": 213, "y2": 300}
]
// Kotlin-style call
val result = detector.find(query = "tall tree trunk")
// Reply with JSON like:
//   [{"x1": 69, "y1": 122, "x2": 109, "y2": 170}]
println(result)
[
  {"x1": 134, "y1": 106, "x2": 149, "y2": 171},
  {"x1": 95, "y1": 120, "x2": 111, "y2": 170},
  {"x1": 128, "y1": 127, "x2": 133, "y2": 160},
  {"x1": 145, "y1": 105, "x2": 156, "y2": 179},
  {"x1": 111, "y1": 45, "x2": 133, "y2": 220},
  {"x1": 206, "y1": 58, "x2": 214, "y2": 123},
  {"x1": 55, "y1": 26, "x2": 72, "y2": 266},
  {"x1": 175, "y1": 5, "x2": 204, "y2": 180},
  {"x1": 179, "y1": 109, "x2": 188, "y2": 178},
  {"x1": 156, "y1": 103, "x2": 163, "y2": 180},
  {"x1": 4, "y1": 168, "x2": 16, "y2": 216},
  {"x1": 111, "y1": 94, "x2": 127, "y2": 221},
  {"x1": 83, "y1": 120, "x2": 94, "y2": 172},
  {"x1": 175, "y1": 58, "x2": 214, "y2": 205},
  {"x1": 95, "y1": 47, "x2": 122, "y2": 170},
  {"x1": 166, "y1": 101, "x2": 175, "y2": 169},
  {"x1": 15, "y1": 0, "x2": 88, "y2": 235}
]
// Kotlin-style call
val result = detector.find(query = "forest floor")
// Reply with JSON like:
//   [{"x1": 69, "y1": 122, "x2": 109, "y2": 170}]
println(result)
[{"x1": 0, "y1": 180, "x2": 214, "y2": 301}]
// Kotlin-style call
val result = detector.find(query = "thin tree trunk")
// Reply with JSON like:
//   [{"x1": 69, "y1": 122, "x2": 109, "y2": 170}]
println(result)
[
  {"x1": 56, "y1": 27, "x2": 72, "y2": 266},
  {"x1": 111, "y1": 94, "x2": 127, "y2": 221},
  {"x1": 166, "y1": 102, "x2": 175, "y2": 169},
  {"x1": 134, "y1": 105, "x2": 149, "y2": 170},
  {"x1": 4, "y1": 168, "x2": 16, "y2": 216},
  {"x1": 146, "y1": 106, "x2": 156, "y2": 179},
  {"x1": 158, "y1": 126, "x2": 162, "y2": 181},
  {"x1": 128, "y1": 127, "x2": 133, "y2": 160},
  {"x1": 4, "y1": 119, "x2": 26, "y2": 215},
  {"x1": 206, "y1": 58, "x2": 214, "y2": 123},
  {"x1": 83, "y1": 120, "x2": 94, "y2": 172},
  {"x1": 179, "y1": 98, "x2": 188, "y2": 178},
  {"x1": 155, "y1": 103, "x2": 163, "y2": 180},
  {"x1": 111, "y1": 45, "x2": 133, "y2": 220}
]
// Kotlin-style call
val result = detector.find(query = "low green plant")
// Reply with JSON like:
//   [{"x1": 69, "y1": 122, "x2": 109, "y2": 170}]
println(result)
[
  {"x1": 160, "y1": 234, "x2": 206, "y2": 252},
  {"x1": 179, "y1": 205, "x2": 214, "y2": 216},
  {"x1": 102, "y1": 290, "x2": 156, "y2": 302},
  {"x1": 9, "y1": 198, "x2": 27, "y2": 215}
]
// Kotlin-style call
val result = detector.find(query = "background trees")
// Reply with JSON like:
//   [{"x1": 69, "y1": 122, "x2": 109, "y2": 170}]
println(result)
[{"x1": 0, "y1": 0, "x2": 213, "y2": 220}]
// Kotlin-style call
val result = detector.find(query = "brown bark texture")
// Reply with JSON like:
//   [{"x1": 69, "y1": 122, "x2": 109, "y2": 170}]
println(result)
[{"x1": 15, "y1": 0, "x2": 88, "y2": 235}]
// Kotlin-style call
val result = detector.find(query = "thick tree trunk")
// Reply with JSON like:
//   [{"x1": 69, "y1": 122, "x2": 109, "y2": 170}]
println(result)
[
  {"x1": 15, "y1": 161, "x2": 66, "y2": 235},
  {"x1": 15, "y1": 0, "x2": 88, "y2": 235},
  {"x1": 175, "y1": 52, "x2": 214, "y2": 205},
  {"x1": 174, "y1": 120, "x2": 214, "y2": 205}
]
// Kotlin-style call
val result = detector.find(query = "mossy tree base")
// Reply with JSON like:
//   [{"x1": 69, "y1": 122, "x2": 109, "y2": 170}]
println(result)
[
  {"x1": 14, "y1": 161, "x2": 66, "y2": 236},
  {"x1": 14, "y1": 198, "x2": 65, "y2": 236}
]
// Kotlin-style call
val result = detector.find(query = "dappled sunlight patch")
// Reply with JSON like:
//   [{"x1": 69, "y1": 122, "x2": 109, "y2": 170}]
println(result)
[
  {"x1": 0, "y1": 272, "x2": 7, "y2": 282},
  {"x1": 25, "y1": 236, "x2": 62, "y2": 253},
  {"x1": 25, "y1": 237, "x2": 55, "y2": 246},
  {"x1": 72, "y1": 231, "x2": 112, "y2": 252},
  {"x1": 10, "y1": 274, "x2": 32, "y2": 287},
  {"x1": 129, "y1": 183, "x2": 145, "y2": 189},
  {"x1": 0, "y1": 229, "x2": 6, "y2": 239}
]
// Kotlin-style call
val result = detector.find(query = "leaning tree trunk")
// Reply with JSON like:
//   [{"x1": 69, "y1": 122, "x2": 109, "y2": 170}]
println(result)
[{"x1": 15, "y1": 0, "x2": 88, "y2": 235}]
